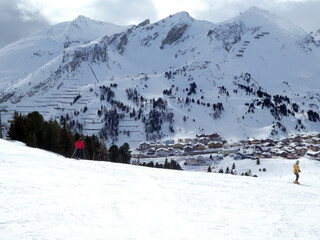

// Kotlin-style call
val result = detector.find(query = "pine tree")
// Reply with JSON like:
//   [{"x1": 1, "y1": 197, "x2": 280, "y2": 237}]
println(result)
[
  {"x1": 60, "y1": 119, "x2": 75, "y2": 157},
  {"x1": 164, "y1": 158, "x2": 170, "y2": 169},
  {"x1": 109, "y1": 145, "x2": 119, "y2": 162},
  {"x1": 207, "y1": 166, "x2": 212, "y2": 172},
  {"x1": 24, "y1": 111, "x2": 46, "y2": 148},
  {"x1": 45, "y1": 119, "x2": 63, "y2": 153},
  {"x1": 26, "y1": 132, "x2": 37, "y2": 147},
  {"x1": 96, "y1": 139, "x2": 109, "y2": 161},
  {"x1": 8, "y1": 112, "x2": 25, "y2": 142},
  {"x1": 119, "y1": 143, "x2": 131, "y2": 164}
]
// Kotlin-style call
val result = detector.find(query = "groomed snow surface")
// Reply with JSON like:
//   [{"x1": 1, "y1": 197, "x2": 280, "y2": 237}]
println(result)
[{"x1": 1, "y1": 139, "x2": 320, "y2": 240}]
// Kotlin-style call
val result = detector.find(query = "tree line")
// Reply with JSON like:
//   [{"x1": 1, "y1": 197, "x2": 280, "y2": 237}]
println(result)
[{"x1": 7, "y1": 111, "x2": 131, "y2": 163}]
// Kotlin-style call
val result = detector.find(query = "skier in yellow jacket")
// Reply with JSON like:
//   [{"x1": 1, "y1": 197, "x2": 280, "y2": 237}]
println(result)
[{"x1": 293, "y1": 160, "x2": 301, "y2": 184}]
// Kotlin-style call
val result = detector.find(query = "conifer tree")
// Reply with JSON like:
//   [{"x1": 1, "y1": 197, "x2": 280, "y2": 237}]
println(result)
[
  {"x1": 96, "y1": 140, "x2": 109, "y2": 161},
  {"x1": 8, "y1": 112, "x2": 25, "y2": 142},
  {"x1": 119, "y1": 143, "x2": 131, "y2": 164},
  {"x1": 45, "y1": 119, "x2": 63, "y2": 153},
  {"x1": 24, "y1": 111, "x2": 46, "y2": 148},
  {"x1": 109, "y1": 145, "x2": 119, "y2": 162}
]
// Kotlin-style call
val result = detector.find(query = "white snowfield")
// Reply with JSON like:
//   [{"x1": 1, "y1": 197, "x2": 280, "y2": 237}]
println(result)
[{"x1": 1, "y1": 139, "x2": 320, "y2": 240}]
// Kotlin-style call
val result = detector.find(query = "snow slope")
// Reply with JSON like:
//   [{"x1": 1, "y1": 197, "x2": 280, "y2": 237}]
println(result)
[{"x1": 1, "y1": 139, "x2": 320, "y2": 239}]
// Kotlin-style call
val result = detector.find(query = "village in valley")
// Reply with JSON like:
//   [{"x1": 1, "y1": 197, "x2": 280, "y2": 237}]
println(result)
[{"x1": 133, "y1": 133, "x2": 320, "y2": 168}]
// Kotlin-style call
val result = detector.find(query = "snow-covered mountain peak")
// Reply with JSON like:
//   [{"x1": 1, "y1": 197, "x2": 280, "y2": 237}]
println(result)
[
  {"x1": 232, "y1": 6, "x2": 307, "y2": 38},
  {"x1": 160, "y1": 11, "x2": 195, "y2": 25},
  {"x1": 71, "y1": 15, "x2": 94, "y2": 24}
]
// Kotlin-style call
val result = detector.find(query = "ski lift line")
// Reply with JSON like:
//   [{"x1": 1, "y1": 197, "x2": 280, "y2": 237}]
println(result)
[
  {"x1": 15, "y1": 110, "x2": 50, "y2": 113},
  {"x1": 41, "y1": 96, "x2": 75, "y2": 99},
  {"x1": 60, "y1": 90, "x2": 80, "y2": 93},
  {"x1": 118, "y1": 125, "x2": 140, "y2": 128},
  {"x1": 74, "y1": 103, "x2": 87, "y2": 105},
  {"x1": 88, "y1": 63, "x2": 99, "y2": 82},
  {"x1": 16, "y1": 105, "x2": 46, "y2": 108},
  {"x1": 51, "y1": 93, "x2": 80, "y2": 96},
  {"x1": 121, "y1": 130, "x2": 140, "y2": 133}
]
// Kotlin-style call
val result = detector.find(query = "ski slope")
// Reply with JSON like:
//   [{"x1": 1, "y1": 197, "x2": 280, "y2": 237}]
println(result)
[{"x1": 1, "y1": 139, "x2": 320, "y2": 240}]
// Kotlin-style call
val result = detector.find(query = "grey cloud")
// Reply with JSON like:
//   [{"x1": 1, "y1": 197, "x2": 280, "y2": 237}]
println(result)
[
  {"x1": 270, "y1": 1, "x2": 320, "y2": 32},
  {"x1": 193, "y1": 0, "x2": 320, "y2": 33},
  {"x1": 0, "y1": 0, "x2": 50, "y2": 49},
  {"x1": 87, "y1": 0, "x2": 158, "y2": 25}
]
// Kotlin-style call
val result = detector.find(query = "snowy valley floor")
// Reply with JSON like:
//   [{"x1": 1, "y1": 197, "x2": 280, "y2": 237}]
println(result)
[{"x1": 1, "y1": 139, "x2": 320, "y2": 240}]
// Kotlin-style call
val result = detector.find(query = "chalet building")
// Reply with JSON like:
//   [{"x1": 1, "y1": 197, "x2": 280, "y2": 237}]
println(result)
[
  {"x1": 279, "y1": 151, "x2": 288, "y2": 158},
  {"x1": 196, "y1": 133, "x2": 221, "y2": 141},
  {"x1": 234, "y1": 153, "x2": 245, "y2": 160},
  {"x1": 154, "y1": 143, "x2": 166, "y2": 149},
  {"x1": 163, "y1": 139, "x2": 175, "y2": 145},
  {"x1": 184, "y1": 155, "x2": 208, "y2": 166},
  {"x1": 167, "y1": 147, "x2": 174, "y2": 156},
  {"x1": 184, "y1": 145, "x2": 194, "y2": 153},
  {"x1": 155, "y1": 148, "x2": 169, "y2": 157},
  {"x1": 172, "y1": 143, "x2": 184, "y2": 150},
  {"x1": 184, "y1": 157, "x2": 197, "y2": 165},
  {"x1": 191, "y1": 138, "x2": 199, "y2": 144},
  {"x1": 308, "y1": 145, "x2": 320, "y2": 152},
  {"x1": 208, "y1": 133, "x2": 222, "y2": 141},
  {"x1": 307, "y1": 151, "x2": 320, "y2": 159},
  {"x1": 211, "y1": 153, "x2": 223, "y2": 160},
  {"x1": 249, "y1": 139, "x2": 261, "y2": 145},
  {"x1": 260, "y1": 152, "x2": 272, "y2": 158},
  {"x1": 258, "y1": 147, "x2": 271, "y2": 154},
  {"x1": 139, "y1": 142, "x2": 151, "y2": 151},
  {"x1": 312, "y1": 138, "x2": 320, "y2": 144},
  {"x1": 194, "y1": 143, "x2": 206, "y2": 151},
  {"x1": 196, "y1": 155, "x2": 206, "y2": 165},
  {"x1": 294, "y1": 147, "x2": 308, "y2": 156},
  {"x1": 287, "y1": 154, "x2": 299, "y2": 159},
  {"x1": 199, "y1": 137, "x2": 211, "y2": 145},
  {"x1": 293, "y1": 136, "x2": 303, "y2": 143},
  {"x1": 146, "y1": 148, "x2": 155, "y2": 156},
  {"x1": 208, "y1": 141, "x2": 223, "y2": 149},
  {"x1": 303, "y1": 135, "x2": 313, "y2": 140},
  {"x1": 221, "y1": 148, "x2": 238, "y2": 156},
  {"x1": 261, "y1": 138, "x2": 275, "y2": 144}
]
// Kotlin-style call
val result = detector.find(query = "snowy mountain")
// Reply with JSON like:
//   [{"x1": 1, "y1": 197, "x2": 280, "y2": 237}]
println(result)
[
  {"x1": 1, "y1": 138, "x2": 320, "y2": 239},
  {"x1": 1, "y1": 7, "x2": 320, "y2": 147}
]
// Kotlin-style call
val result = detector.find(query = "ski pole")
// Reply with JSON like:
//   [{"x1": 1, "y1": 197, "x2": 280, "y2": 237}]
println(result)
[{"x1": 71, "y1": 148, "x2": 77, "y2": 158}]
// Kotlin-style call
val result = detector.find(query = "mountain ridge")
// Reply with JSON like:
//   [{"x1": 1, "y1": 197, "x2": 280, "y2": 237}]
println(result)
[{"x1": 0, "y1": 7, "x2": 320, "y2": 147}]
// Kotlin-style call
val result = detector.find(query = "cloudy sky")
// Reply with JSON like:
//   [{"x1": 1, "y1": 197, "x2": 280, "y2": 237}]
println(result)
[{"x1": 1, "y1": 0, "x2": 320, "y2": 48}]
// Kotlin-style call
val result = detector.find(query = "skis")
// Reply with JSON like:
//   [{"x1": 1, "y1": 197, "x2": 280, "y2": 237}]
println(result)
[{"x1": 293, "y1": 181, "x2": 300, "y2": 185}]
